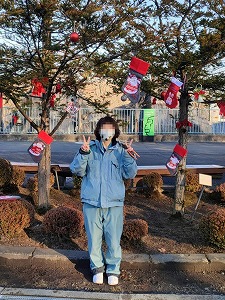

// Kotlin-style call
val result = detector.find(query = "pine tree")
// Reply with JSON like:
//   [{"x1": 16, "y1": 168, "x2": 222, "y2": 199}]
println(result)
[
  {"x1": 103, "y1": 0, "x2": 225, "y2": 216},
  {"x1": 0, "y1": 0, "x2": 144, "y2": 208}
]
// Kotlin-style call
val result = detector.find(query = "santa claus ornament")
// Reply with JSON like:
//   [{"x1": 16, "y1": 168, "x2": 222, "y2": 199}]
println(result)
[
  {"x1": 166, "y1": 144, "x2": 188, "y2": 176},
  {"x1": 122, "y1": 56, "x2": 150, "y2": 104},
  {"x1": 164, "y1": 77, "x2": 183, "y2": 109},
  {"x1": 28, "y1": 130, "x2": 54, "y2": 163}
]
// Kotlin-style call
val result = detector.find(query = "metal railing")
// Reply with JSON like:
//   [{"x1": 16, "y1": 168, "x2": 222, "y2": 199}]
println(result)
[{"x1": 0, "y1": 106, "x2": 224, "y2": 135}]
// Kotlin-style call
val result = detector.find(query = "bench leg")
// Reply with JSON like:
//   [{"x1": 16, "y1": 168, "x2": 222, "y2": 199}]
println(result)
[{"x1": 54, "y1": 170, "x2": 60, "y2": 191}]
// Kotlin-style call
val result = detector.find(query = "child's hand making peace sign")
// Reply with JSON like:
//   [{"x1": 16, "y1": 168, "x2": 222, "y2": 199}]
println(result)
[
  {"x1": 123, "y1": 139, "x2": 140, "y2": 160},
  {"x1": 81, "y1": 135, "x2": 91, "y2": 152}
]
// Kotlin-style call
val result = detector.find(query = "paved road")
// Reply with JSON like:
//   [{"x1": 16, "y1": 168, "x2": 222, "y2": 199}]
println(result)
[{"x1": 0, "y1": 140, "x2": 224, "y2": 166}]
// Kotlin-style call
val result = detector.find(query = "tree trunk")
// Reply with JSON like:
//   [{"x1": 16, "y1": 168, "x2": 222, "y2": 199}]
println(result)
[
  {"x1": 173, "y1": 91, "x2": 189, "y2": 217},
  {"x1": 38, "y1": 144, "x2": 51, "y2": 209}
]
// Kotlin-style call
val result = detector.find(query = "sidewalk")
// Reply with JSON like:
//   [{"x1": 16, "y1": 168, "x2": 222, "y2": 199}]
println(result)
[
  {"x1": 1, "y1": 245, "x2": 225, "y2": 272},
  {"x1": 1, "y1": 286, "x2": 225, "y2": 300},
  {"x1": 0, "y1": 246, "x2": 225, "y2": 299}
]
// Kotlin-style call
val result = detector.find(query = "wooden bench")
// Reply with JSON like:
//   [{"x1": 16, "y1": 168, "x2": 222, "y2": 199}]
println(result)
[
  {"x1": 133, "y1": 165, "x2": 225, "y2": 186},
  {"x1": 11, "y1": 162, "x2": 225, "y2": 188}
]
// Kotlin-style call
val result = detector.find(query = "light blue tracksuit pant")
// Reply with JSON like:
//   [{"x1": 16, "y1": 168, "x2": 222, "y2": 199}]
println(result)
[{"x1": 82, "y1": 203, "x2": 123, "y2": 276}]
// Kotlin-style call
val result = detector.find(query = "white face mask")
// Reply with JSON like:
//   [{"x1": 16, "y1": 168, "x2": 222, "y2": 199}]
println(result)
[{"x1": 100, "y1": 128, "x2": 115, "y2": 141}]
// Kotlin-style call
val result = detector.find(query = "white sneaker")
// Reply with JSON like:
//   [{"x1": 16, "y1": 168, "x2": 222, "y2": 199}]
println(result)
[
  {"x1": 108, "y1": 275, "x2": 118, "y2": 286},
  {"x1": 93, "y1": 273, "x2": 103, "y2": 284}
]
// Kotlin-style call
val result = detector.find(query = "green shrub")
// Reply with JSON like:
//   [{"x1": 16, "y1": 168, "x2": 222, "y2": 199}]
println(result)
[
  {"x1": 185, "y1": 171, "x2": 202, "y2": 193},
  {"x1": 199, "y1": 208, "x2": 225, "y2": 249},
  {"x1": 43, "y1": 206, "x2": 84, "y2": 238},
  {"x1": 122, "y1": 219, "x2": 148, "y2": 241},
  {"x1": 142, "y1": 172, "x2": 163, "y2": 197},
  {"x1": 0, "y1": 198, "x2": 35, "y2": 238}
]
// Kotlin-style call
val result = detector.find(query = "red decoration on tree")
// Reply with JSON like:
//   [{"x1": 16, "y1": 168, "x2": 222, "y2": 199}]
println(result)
[
  {"x1": 166, "y1": 144, "x2": 188, "y2": 176},
  {"x1": 12, "y1": 113, "x2": 19, "y2": 125},
  {"x1": 192, "y1": 84, "x2": 206, "y2": 103},
  {"x1": 49, "y1": 94, "x2": 56, "y2": 108},
  {"x1": 152, "y1": 97, "x2": 157, "y2": 105},
  {"x1": 31, "y1": 78, "x2": 46, "y2": 97},
  {"x1": 0, "y1": 93, "x2": 3, "y2": 109},
  {"x1": 193, "y1": 89, "x2": 205, "y2": 101},
  {"x1": 28, "y1": 131, "x2": 54, "y2": 163},
  {"x1": 160, "y1": 91, "x2": 166, "y2": 100},
  {"x1": 176, "y1": 119, "x2": 192, "y2": 129},
  {"x1": 218, "y1": 101, "x2": 225, "y2": 117},
  {"x1": 122, "y1": 56, "x2": 150, "y2": 104},
  {"x1": 164, "y1": 77, "x2": 183, "y2": 108},
  {"x1": 55, "y1": 83, "x2": 62, "y2": 94},
  {"x1": 70, "y1": 32, "x2": 79, "y2": 43}
]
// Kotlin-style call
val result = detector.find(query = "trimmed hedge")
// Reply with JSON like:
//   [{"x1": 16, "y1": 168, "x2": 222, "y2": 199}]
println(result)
[
  {"x1": 199, "y1": 207, "x2": 225, "y2": 249},
  {"x1": 0, "y1": 198, "x2": 35, "y2": 238},
  {"x1": 43, "y1": 206, "x2": 84, "y2": 238},
  {"x1": 122, "y1": 219, "x2": 148, "y2": 241}
]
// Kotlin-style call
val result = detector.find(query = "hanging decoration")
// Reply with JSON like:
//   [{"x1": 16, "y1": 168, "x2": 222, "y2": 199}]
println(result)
[
  {"x1": 31, "y1": 78, "x2": 46, "y2": 98},
  {"x1": 152, "y1": 97, "x2": 157, "y2": 105},
  {"x1": 0, "y1": 93, "x2": 3, "y2": 109},
  {"x1": 217, "y1": 101, "x2": 225, "y2": 117},
  {"x1": 164, "y1": 77, "x2": 183, "y2": 109},
  {"x1": 176, "y1": 119, "x2": 193, "y2": 129},
  {"x1": 166, "y1": 144, "x2": 188, "y2": 176},
  {"x1": 121, "y1": 56, "x2": 150, "y2": 104},
  {"x1": 66, "y1": 98, "x2": 80, "y2": 116},
  {"x1": 70, "y1": 22, "x2": 80, "y2": 43},
  {"x1": 49, "y1": 82, "x2": 62, "y2": 108},
  {"x1": 191, "y1": 84, "x2": 206, "y2": 103},
  {"x1": 70, "y1": 32, "x2": 79, "y2": 43},
  {"x1": 49, "y1": 94, "x2": 56, "y2": 108},
  {"x1": 55, "y1": 83, "x2": 62, "y2": 94},
  {"x1": 28, "y1": 130, "x2": 54, "y2": 163}
]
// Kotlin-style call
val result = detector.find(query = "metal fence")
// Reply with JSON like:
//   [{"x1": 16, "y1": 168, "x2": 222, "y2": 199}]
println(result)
[{"x1": 0, "y1": 106, "x2": 224, "y2": 135}]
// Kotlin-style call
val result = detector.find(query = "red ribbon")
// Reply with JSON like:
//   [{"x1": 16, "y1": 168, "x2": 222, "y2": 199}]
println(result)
[
  {"x1": 152, "y1": 97, "x2": 157, "y2": 105},
  {"x1": 193, "y1": 90, "x2": 205, "y2": 100},
  {"x1": 218, "y1": 101, "x2": 225, "y2": 116},
  {"x1": 176, "y1": 119, "x2": 193, "y2": 128},
  {"x1": 31, "y1": 78, "x2": 46, "y2": 97}
]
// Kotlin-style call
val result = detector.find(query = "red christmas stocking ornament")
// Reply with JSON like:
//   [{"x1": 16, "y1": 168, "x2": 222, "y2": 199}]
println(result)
[
  {"x1": 28, "y1": 131, "x2": 54, "y2": 163},
  {"x1": 122, "y1": 56, "x2": 150, "y2": 104},
  {"x1": 164, "y1": 77, "x2": 183, "y2": 109},
  {"x1": 166, "y1": 144, "x2": 187, "y2": 176}
]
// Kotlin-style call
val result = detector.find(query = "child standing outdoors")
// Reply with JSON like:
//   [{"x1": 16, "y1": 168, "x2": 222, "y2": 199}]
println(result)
[{"x1": 70, "y1": 116, "x2": 138, "y2": 286}]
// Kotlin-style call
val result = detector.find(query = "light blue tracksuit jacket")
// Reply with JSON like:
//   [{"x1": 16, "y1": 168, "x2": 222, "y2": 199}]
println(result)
[{"x1": 70, "y1": 139, "x2": 137, "y2": 208}]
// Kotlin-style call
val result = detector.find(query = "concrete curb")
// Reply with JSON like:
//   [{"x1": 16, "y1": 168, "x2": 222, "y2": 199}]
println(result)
[
  {"x1": 0, "y1": 246, "x2": 225, "y2": 272},
  {"x1": 1, "y1": 134, "x2": 225, "y2": 143},
  {"x1": 0, "y1": 287, "x2": 225, "y2": 299}
]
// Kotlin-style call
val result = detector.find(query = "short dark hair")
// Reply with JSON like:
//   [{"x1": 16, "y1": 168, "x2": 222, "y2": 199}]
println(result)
[{"x1": 94, "y1": 116, "x2": 120, "y2": 142}]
